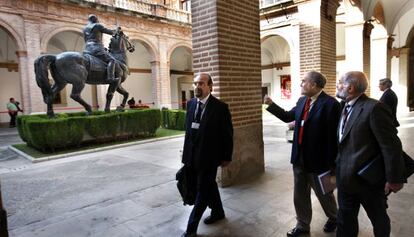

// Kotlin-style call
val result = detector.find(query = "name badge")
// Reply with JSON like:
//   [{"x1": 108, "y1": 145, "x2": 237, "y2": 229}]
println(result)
[
  {"x1": 191, "y1": 122, "x2": 200, "y2": 129},
  {"x1": 301, "y1": 120, "x2": 305, "y2": 126}
]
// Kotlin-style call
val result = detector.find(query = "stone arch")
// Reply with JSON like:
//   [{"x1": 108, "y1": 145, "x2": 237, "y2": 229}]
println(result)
[
  {"x1": 260, "y1": 34, "x2": 291, "y2": 64},
  {"x1": 167, "y1": 42, "x2": 192, "y2": 63},
  {"x1": 40, "y1": 26, "x2": 83, "y2": 53},
  {"x1": 0, "y1": 19, "x2": 26, "y2": 51},
  {"x1": 129, "y1": 36, "x2": 159, "y2": 62},
  {"x1": 261, "y1": 31, "x2": 295, "y2": 52}
]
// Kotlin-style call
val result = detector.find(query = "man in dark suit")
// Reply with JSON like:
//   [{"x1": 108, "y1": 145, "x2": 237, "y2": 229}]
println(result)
[
  {"x1": 181, "y1": 73, "x2": 233, "y2": 237},
  {"x1": 379, "y1": 78, "x2": 399, "y2": 127},
  {"x1": 264, "y1": 71, "x2": 340, "y2": 237},
  {"x1": 335, "y1": 71, "x2": 406, "y2": 237}
]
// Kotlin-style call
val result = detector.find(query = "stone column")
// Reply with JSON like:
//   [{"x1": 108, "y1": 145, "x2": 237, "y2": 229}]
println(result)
[
  {"x1": 386, "y1": 35, "x2": 394, "y2": 78},
  {"x1": 191, "y1": 0, "x2": 264, "y2": 186},
  {"x1": 22, "y1": 16, "x2": 44, "y2": 114},
  {"x1": 344, "y1": 21, "x2": 373, "y2": 95},
  {"x1": 398, "y1": 47, "x2": 410, "y2": 112},
  {"x1": 151, "y1": 37, "x2": 171, "y2": 108},
  {"x1": 16, "y1": 50, "x2": 29, "y2": 114},
  {"x1": 150, "y1": 60, "x2": 161, "y2": 107},
  {"x1": 158, "y1": 37, "x2": 171, "y2": 108},
  {"x1": 298, "y1": 0, "x2": 339, "y2": 96},
  {"x1": 363, "y1": 21, "x2": 373, "y2": 96},
  {"x1": 370, "y1": 34, "x2": 387, "y2": 97}
]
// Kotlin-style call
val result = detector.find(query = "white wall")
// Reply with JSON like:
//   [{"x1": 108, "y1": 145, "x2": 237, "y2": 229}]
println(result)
[
  {"x1": 261, "y1": 67, "x2": 294, "y2": 108},
  {"x1": 123, "y1": 73, "x2": 153, "y2": 107}
]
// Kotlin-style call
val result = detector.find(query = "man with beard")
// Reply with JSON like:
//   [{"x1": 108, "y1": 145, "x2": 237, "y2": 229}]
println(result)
[
  {"x1": 335, "y1": 71, "x2": 406, "y2": 237},
  {"x1": 264, "y1": 71, "x2": 340, "y2": 236},
  {"x1": 181, "y1": 73, "x2": 233, "y2": 237}
]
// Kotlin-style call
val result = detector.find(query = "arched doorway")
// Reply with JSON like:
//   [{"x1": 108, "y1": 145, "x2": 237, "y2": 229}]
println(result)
[
  {"x1": 261, "y1": 35, "x2": 291, "y2": 107},
  {"x1": 169, "y1": 46, "x2": 192, "y2": 109},
  {"x1": 125, "y1": 40, "x2": 154, "y2": 107},
  {"x1": 0, "y1": 26, "x2": 21, "y2": 125}
]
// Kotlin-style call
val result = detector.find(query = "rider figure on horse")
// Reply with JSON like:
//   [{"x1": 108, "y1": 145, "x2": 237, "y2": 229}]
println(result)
[{"x1": 83, "y1": 14, "x2": 119, "y2": 83}]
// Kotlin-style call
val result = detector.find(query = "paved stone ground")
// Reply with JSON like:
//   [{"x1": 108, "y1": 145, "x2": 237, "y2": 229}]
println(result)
[{"x1": 0, "y1": 111, "x2": 413, "y2": 237}]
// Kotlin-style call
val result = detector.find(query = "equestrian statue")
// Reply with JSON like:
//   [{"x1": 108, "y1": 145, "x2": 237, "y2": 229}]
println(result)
[{"x1": 34, "y1": 14, "x2": 135, "y2": 118}]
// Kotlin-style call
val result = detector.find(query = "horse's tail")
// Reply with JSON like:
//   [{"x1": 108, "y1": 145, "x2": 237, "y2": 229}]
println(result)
[{"x1": 34, "y1": 55, "x2": 55, "y2": 104}]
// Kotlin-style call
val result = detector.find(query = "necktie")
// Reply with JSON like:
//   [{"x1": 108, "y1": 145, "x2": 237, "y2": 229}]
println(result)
[
  {"x1": 298, "y1": 97, "x2": 311, "y2": 145},
  {"x1": 195, "y1": 101, "x2": 203, "y2": 122},
  {"x1": 341, "y1": 105, "x2": 351, "y2": 134}
]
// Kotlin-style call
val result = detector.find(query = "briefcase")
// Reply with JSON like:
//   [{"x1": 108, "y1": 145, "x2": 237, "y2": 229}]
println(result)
[
  {"x1": 403, "y1": 151, "x2": 414, "y2": 178},
  {"x1": 357, "y1": 156, "x2": 385, "y2": 185},
  {"x1": 176, "y1": 165, "x2": 196, "y2": 206}
]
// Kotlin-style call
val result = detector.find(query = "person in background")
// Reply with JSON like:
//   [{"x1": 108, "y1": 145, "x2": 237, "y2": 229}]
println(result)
[
  {"x1": 379, "y1": 78, "x2": 399, "y2": 127},
  {"x1": 264, "y1": 71, "x2": 340, "y2": 237},
  {"x1": 127, "y1": 97, "x2": 136, "y2": 108},
  {"x1": 6, "y1": 97, "x2": 21, "y2": 128}
]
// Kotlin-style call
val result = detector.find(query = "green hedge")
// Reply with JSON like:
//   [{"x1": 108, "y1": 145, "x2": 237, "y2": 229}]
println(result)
[
  {"x1": 17, "y1": 109, "x2": 161, "y2": 152},
  {"x1": 161, "y1": 109, "x2": 186, "y2": 130}
]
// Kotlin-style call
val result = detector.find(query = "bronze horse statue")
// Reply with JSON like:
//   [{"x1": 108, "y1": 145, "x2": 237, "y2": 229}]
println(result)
[{"x1": 34, "y1": 30, "x2": 135, "y2": 118}]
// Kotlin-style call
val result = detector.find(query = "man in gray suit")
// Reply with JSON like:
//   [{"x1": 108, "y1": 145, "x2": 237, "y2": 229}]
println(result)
[{"x1": 335, "y1": 71, "x2": 406, "y2": 237}]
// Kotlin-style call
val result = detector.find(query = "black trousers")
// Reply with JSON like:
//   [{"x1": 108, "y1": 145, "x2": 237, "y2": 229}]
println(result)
[
  {"x1": 8, "y1": 112, "x2": 16, "y2": 127},
  {"x1": 337, "y1": 186, "x2": 390, "y2": 237},
  {"x1": 186, "y1": 167, "x2": 224, "y2": 233}
]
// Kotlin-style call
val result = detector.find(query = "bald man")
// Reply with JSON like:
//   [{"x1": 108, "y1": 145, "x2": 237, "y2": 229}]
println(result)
[{"x1": 335, "y1": 71, "x2": 406, "y2": 237}]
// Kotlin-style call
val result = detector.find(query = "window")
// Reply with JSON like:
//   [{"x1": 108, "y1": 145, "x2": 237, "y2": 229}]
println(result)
[
  {"x1": 180, "y1": 0, "x2": 190, "y2": 11},
  {"x1": 261, "y1": 0, "x2": 290, "y2": 8}
]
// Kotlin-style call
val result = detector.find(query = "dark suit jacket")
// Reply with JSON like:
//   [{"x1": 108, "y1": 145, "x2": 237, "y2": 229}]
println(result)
[
  {"x1": 266, "y1": 91, "x2": 341, "y2": 173},
  {"x1": 379, "y1": 88, "x2": 399, "y2": 127},
  {"x1": 182, "y1": 96, "x2": 233, "y2": 171},
  {"x1": 336, "y1": 94, "x2": 406, "y2": 194}
]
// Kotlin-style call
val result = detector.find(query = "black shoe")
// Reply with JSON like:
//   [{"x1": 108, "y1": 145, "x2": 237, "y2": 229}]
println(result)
[
  {"x1": 203, "y1": 214, "x2": 225, "y2": 225},
  {"x1": 287, "y1": 227, "x2": 310, "y2": 237},
  {"x1": 181, "y1": 231, "x2": 197, "y2": 237},
  {"x1": 323, "y1": 219, "x2": 337, "y2": 233}
]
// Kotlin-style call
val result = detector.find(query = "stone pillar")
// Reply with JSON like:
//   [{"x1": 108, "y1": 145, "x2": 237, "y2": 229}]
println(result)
[
  {"x1": 16, "y1": 50, "x2": 29, "y2": 114},
  {"x1": 22, "y1": 16, "x2": 44, "y2": 114},
  {"x1": 191, "y1": 0, "x2": 264, "y2": 186},
  {"x1": 398, "y1": 47, "x2": 409, "y2": 112},
  {"x1": 151, "y1": 60, "x2": 161, "y2": 107},
  {"x1": 363, "y1": 21, "x2": 373, "y2": 96},
  {"x1": 158, "y1": 37, "x2": 171, "y2": 108},
  {"x1": 370, "y1": 34, "x2": 387, "y2": 97},
  {"x1": 298, "y1": 0, "x2": 339, "y2": 96},
  {"x1": 386, "y1": 35, "x2": 394, "y2": 78},
  {"x1": 344, "y1": 21, "x2": 372, "y2": 95},
  {"x1": 345, "y1": 23, "x2": 364, "y2": 71}
]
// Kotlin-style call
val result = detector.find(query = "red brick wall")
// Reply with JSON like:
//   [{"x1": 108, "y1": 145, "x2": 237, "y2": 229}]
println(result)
[
  {"x1": 191, "y1": 0, "x2": 262, "y2": 128},
  {"x1": 300, "y1": 0, "x2": 338, "y2": 96}
]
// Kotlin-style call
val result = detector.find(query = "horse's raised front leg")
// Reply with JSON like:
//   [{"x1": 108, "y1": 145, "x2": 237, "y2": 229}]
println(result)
[
  {"x1": 70, "y1": 83, "x2": 92, "y2": 115},
  {"x1": 116, "y1": 83, "x2": 129, "y2": 108}
]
